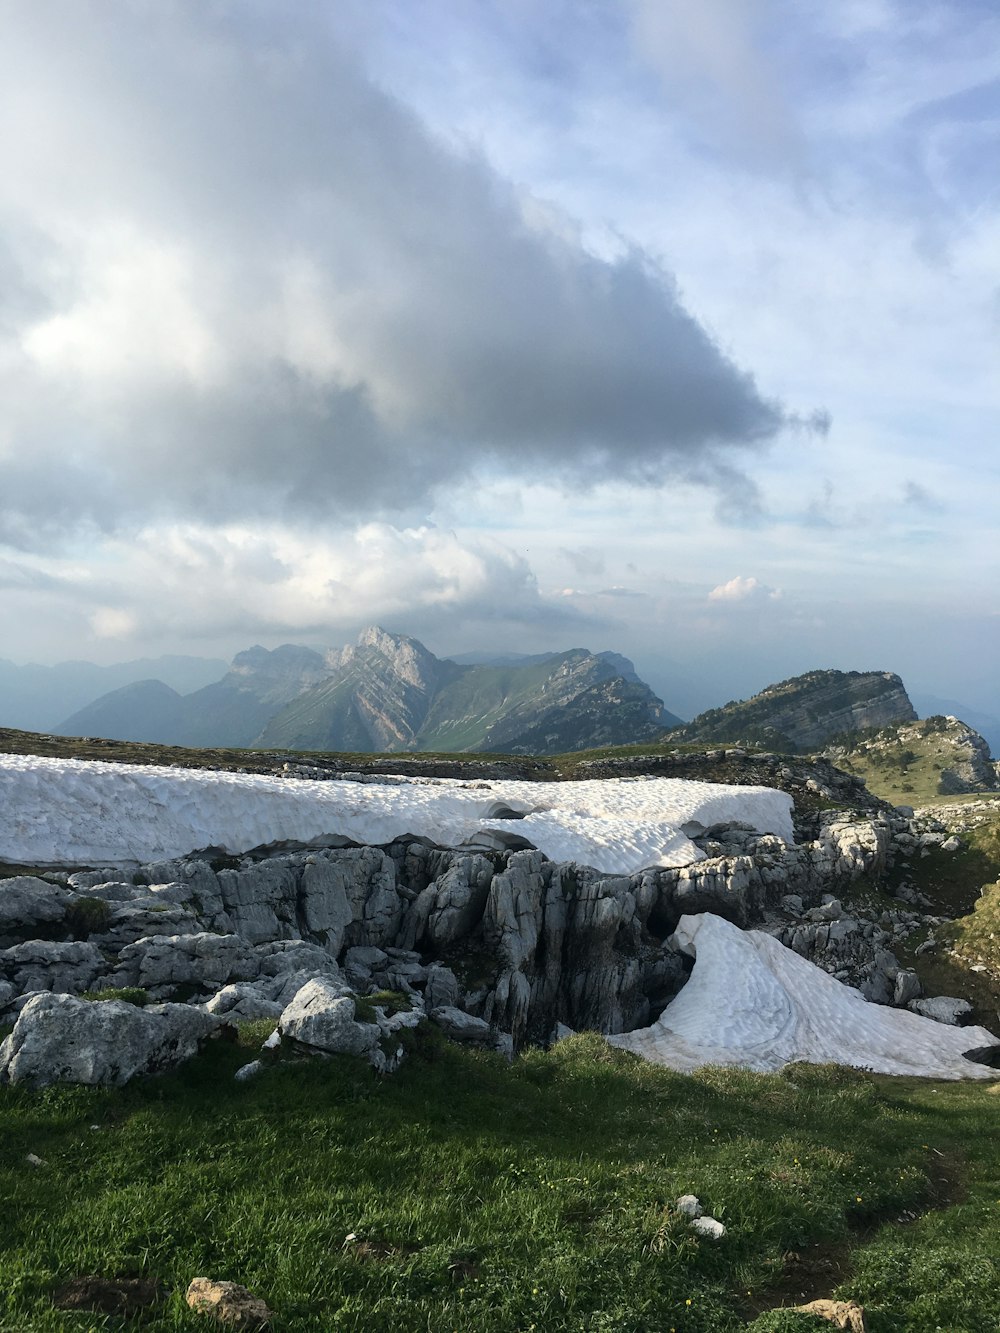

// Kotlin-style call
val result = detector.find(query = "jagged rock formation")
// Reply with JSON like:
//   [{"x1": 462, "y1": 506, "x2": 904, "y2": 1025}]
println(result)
[
  {"x1": 4, "y1": 754, "x2": 989, "y2": 1088},
  {"x1": 668, "y1": 669, "x2": 916, "y2": 753},
  {"x1": 0, "y1": 785, "x2": 917, "y2": 1072},
  {"x1": 259, "y1": 627, "x2": 674, "y2": 755}
]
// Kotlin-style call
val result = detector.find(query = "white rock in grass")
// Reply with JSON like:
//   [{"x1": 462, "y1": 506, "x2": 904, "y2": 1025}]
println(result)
[
  {"x1": 278, "y1": 978, "x2": 379, "y2": 1057},
  {"x1": 234, "y1": 1060, "x2": 263, "y2": 1082},
  {"x1": 675, "y1": 1194, "x2": 703, "y2": 1219},
  {"x1": 690, "y1": 1216, "x2": 726, "y2": 1239}
]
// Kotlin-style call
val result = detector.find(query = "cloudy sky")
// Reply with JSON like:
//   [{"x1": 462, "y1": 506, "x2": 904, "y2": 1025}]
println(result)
[{"x1": 1, "y1": 0, "x2": 997, "y2": 718}]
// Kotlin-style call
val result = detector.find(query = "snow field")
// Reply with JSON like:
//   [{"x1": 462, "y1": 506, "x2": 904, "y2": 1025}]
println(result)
[{"x1": 0, "y1": 753, "x2": 794, "y2": 873}]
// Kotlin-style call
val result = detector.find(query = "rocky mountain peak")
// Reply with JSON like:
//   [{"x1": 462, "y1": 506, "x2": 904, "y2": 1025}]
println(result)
[
  {"x1": 352, "y1": 625, "x2": 445, "y2": 691},
  {"x1": 669, "y1": 668, "x2": 917, "y2": 753}
]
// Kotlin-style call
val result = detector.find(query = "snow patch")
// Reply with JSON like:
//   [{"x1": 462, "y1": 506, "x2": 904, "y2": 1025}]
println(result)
[
  {"x1": 610, "y1": 913, "x2": 999, "y2": 1080},
  {"x1": 0, "y1": 754, "x2": 793, "y2": 875}
]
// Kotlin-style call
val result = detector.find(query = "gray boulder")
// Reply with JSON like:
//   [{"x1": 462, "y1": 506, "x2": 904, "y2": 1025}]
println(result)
[
  {"x1": 0, "y1": 877, "x2": 70, "y2": 935},
  {"x1": 0, "y1": 992, "x2": 219, "y2": 1086},
  {"x1": 909, "y1": 996, "x2": 973, "y2": 1025},
  {"x1": 430, "y1": 1006, "x2": 491, "y2": 1042},
  {"x1": 278, "y1": 978, "x2": 379, "y2": 1057},
  {"x1": 0, "y1": 940, "x2": 104, "y2": 996}
]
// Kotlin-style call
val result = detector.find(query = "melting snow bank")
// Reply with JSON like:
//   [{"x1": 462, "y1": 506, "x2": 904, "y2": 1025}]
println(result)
[
  {"x1": 0, "y1": 754, "x2": 794, "y2": 875},
  {"x1": 609, "y1": 913, "x2": 999, "y2": 1080}
]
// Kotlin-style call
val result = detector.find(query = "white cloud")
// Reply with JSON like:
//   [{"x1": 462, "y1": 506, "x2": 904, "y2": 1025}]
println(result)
[{"x1": 708, "y1": 575, "x2": 781, "y2": 602}]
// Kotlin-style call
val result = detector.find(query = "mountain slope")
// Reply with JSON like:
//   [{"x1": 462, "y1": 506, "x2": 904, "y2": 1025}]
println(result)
[
  {"x1": 51, "y1": 678, "x2": 186, "y2": 744},
  {"x1": 667, "y1": 669, "x2": 917, "y2": 753},
  {"x1": 259, "y1": 630, "x2": 672, "y2": 755},
  {"x1": 57, "y1": 645, "x2": 329, "y2": 747},
  {"x1": 826, "y1": 714, "x2": 1000, "y2": 803}
]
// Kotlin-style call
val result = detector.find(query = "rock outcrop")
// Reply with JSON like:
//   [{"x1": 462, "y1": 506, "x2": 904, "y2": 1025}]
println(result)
[
  {"x1": 668, "y1": 669, "x2": 916, "y2": 753},
  {"x1": 1, "y1": 744, "x2": 985, "y2": 1087},
  {"x1": 0, "y1": 993, "x2": 219, "y2": 1086}
]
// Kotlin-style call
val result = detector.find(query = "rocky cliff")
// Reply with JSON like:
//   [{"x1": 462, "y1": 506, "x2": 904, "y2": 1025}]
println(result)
[{"x1": 668, "y1": 669, "x2": 916, "y2": 753}]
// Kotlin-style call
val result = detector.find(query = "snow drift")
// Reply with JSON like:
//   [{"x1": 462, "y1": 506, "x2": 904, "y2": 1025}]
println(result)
[{"x1": 0, "y1": 754, "x2": 794, "y2": 874}]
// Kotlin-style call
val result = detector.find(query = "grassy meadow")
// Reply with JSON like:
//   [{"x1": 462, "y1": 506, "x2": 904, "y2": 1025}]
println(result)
[{"x1": 3, "y1": 1026, "x2": 1000, "y2": 1333}]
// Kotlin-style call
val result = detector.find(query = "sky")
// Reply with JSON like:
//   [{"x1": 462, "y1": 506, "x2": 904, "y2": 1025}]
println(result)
[{"x1": 0, "y1": 0, "x2": 997, "y2": 719}]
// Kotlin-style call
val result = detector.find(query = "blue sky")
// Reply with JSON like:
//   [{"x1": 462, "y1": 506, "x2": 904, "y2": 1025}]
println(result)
[{"x1": 0, "y1": 0, "x2": 996, "y2": 718}]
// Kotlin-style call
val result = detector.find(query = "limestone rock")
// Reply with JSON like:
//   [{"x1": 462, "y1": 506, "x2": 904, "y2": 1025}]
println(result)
[
  {"x1": 204, "y1": 984, "x2": 283, "y2": 1022},
  {"x1": 893, "y1": 969, "x2": 922, "y2": 1006},
  {"x1": 429, "y1": 1006, "x2": 491, "y2": 1042},
  {"x1": 689, "y1": 1215, "x2": 726, "y2": 1239},
  {"x1": 424, "y1": 963, "x2": 460, "y2": 1009},
  {"x1": 0, "y1": 992, "x2": 219, "y2": 1086},
  {"x1": 423, "y1": 854, "x2": 496, "y2": 948},
  {"x1": 108, "y1": 932, "x2": 260, "y2": 994},
  {"x1": 794, "y1": 1298, "x2": 868, "y2": 1331},
  {"x1": 908, "y1": 996, "x2": 972, "y2": 1025},
  {"x1": 185, "y1": 1277, "x2": 273, "y2": 1329},
  {"x1": 0, "y1": 940, "x2": 103, "y2": 996},
  {"x1": 0, "y1": 876, "x2": 70, "y2": 935},
  {"x1": 675, "y1": 1194, "x2": 703, "y2": 1219},
  {"x1": 278, "y1": 978, "x2": 379, "y2": 1057}
]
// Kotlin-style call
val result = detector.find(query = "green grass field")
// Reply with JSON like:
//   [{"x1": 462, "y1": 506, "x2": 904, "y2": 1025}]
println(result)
[{"x1": 3, "y1": 1027, "x2": 1000, "y2": 1332}]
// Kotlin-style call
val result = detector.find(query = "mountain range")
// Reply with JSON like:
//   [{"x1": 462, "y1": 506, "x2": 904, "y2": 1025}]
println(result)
[{"x1": 55, "y1": 627, "x2": 678, "y2": 756}]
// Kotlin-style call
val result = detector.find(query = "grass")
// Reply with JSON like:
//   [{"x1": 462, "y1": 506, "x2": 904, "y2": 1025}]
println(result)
[
  {"x1": 828, "y1": 717, "x2": 998, "y2": 806},
  {"x1": 3, "y1": 1030, "x2": 1000, "y2": 1332},
  {"x1": 0, "y1": 724, "x2": 741, "y2": 783}
]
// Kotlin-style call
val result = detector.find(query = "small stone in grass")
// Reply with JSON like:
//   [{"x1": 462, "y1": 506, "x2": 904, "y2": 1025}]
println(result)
[
  {"x1": 186, "y1": 1278, "x2": 273, "y2": 1329},
  {"x1": 689, "y1": 1215, "x2": 726, "y2": 1239},
  {"x1": 794, "y1": 1298, "x2": 868, "y2": 1331},
  {"x1": 675, "y1": 1194, "x2": 702, "y2": 1219}
]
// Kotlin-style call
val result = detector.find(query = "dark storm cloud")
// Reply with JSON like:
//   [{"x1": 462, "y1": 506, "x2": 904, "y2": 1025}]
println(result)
[{"x1": 0, "y1": 0, "x2": 786, "y2": 545}]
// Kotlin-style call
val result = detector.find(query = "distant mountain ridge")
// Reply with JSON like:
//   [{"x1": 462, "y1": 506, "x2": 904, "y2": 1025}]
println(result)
[
  {"x1": 667, "y1": 669, "x2": 917, "y2": 753},
  {"x1": 57, "y1": 627, "x2": 678, "y2": 756},
  {"x1": 0, "y1": 654, "x2": 228, "y2": 732}
]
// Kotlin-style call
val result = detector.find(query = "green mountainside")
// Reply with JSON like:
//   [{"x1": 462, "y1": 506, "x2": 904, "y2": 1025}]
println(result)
[
  {"x1": 259, "y1": 628, "x2": 677, "y2": 754},
  {"x1": 55, "y1": 628, "x2": 677, "y2": 757},
  {"x1": 667, "y1": 668, "x2": 917, "y2": 753},
  {"x1": 826, "y1": 714, "x2": 1000, "y2": 804}
]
